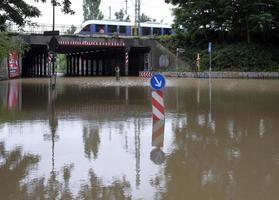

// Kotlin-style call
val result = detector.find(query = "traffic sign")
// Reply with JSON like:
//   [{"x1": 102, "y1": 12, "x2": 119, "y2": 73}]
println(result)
[{"x1": 150, "y1": 73, "x2": 166, "y2": 90}]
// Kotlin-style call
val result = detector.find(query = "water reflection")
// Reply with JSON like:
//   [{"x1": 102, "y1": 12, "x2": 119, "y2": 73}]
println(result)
[
  {"x1": 0, "y1": 78, "x2": 279, "y2": 199},
  {"x1": 0, "y1": 142, "x2": 40, "y2": 199},
  {"x1": 162, "y1": 79, "x2": 279, "y2": 200},
  {"x1": 150, "y1": 120, "x2": 165, "y2": 165},
  {"x1": 83, "y1": 126, "x2": 100, "y2": 160},
  {"x1": 77, "y1": 169, "x2": 131, "y2": 200}
]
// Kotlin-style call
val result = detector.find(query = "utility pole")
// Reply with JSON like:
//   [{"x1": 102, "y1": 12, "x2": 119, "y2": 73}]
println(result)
[
  {"x1": 109, "y1": 6, "x2": 111, "y2": 19},
  {"x1": 125, "y1": 0, "x2": 128, "y2": 14},
  {"x1": 135, "y1": 0, "x2": 140, "y2": 35}
]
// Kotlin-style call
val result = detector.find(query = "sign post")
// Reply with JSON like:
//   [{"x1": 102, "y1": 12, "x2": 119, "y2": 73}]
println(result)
[
  {"x1": 208, "y1": 42, "x2": 212, "y2": 77},
  {"x1": 150, "y1": 74, "x2": 166, "y2": 165},
  {"x1": 150, "y1": 73, "x2": 166, "y2": 120}
]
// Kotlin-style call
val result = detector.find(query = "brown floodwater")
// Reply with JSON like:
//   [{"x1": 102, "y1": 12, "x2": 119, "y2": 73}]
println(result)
[{"x1": 0, "y1": 77, "x2": 279, "y2": 200}]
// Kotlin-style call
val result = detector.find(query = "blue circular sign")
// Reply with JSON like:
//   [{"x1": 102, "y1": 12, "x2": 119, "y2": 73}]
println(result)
[{"x1": 150, "y1": 73, "x2": 166, "y2": 90}]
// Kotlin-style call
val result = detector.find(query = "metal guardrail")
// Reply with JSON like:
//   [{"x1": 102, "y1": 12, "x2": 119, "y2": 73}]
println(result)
[{"x1": 5, "y1": 23, "x2": 82, "y2": 35}]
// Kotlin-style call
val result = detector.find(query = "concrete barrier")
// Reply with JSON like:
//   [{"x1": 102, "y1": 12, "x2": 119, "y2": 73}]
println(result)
[{"x1": 139, "y1": 71, "x2": 279, "y2": 79}]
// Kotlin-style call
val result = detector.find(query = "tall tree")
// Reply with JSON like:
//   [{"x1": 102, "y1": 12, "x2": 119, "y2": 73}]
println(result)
[
  {"x1": 139, "y1": 13, "x2": 152, "y2": 22},
  {"x1": 165, "y1": 0, "x2": 279, "y2": 43},
  {"x1": 115, "y1": 8, "x2": 130, "y2": 22},
  {"x1": 115, "y1": 9, "x2": 125, "y2": 21},
  {"x1": 0, "y1": 0, "x2": 74, "y2": 31},
  {"x1": 83, "y1": 0, "x2": 104, "y2": 21}
]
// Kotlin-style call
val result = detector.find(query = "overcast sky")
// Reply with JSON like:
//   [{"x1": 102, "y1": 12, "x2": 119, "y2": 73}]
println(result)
[{"x1": 24, "y1": 0, "x2": 174, "y2": 25}]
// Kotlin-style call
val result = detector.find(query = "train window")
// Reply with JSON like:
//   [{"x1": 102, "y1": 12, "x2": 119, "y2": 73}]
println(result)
[
  {"x1": 108, "y1": 25, "x2": 117, "y2": 33},
  {"x1": 119, "y1": 26, "x2": 126, "y2": 34},
  {"x1": 81, "y1": 25, "x2": 91, "y2": 32},
  {"x1": 142, "y1": 27, "x2": 151, "y2": 36},
  {"x1": 153, "y1": 28, "x2": 162, "y2": 35},
  {"x1": 164, "y1": 28, "x2": 171, "y2": 35},
  {"x1": 96, "y1": 24, "x2": 105, "y2": 33}
]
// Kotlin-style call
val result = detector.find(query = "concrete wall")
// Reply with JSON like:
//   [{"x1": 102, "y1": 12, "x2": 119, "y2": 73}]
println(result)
[
  {"x1": 150, "y1": 41, "x2": 189, "y2": 71},
  {"x1": 0, "y1": 58, "x2": 8, "y2": 80},
  {"x1": 161, "y1": 71, "x2": 279, "y2": 79}
]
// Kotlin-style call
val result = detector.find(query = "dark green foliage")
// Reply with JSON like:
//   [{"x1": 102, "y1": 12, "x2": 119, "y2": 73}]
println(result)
[
  {"x1": 0, "y1": 0, "x2": 74, "y2": 30},
  {"x1": 166, "y1": 0, "x2": 279, "y2": 44},
  {"x1": 162, "y1": 0, "x2": 279, "y2": 71},
  {"x1": 0, "y1": 1, "x2": 73, "y2": 62},
  {"x1": 65, "y1": 25, "x2": 77, "y2": 34},
  {"x1": 157, "y1": 35, "x2": 279, "y2": 72},
  {"x1": 114, "y1": 9, "x2": 130, "y2": 22},
  {"x1": 83, "y1": 0, "x2": 104, "y2": 21},
  {"x1": 199, "y1": 44, "x2": 279, "y2": 72},
  {"x1": 115, "y1": 9, "x2": 125, "y2": 21},
  {"x1": 0, "y1": 32, "x2": 29, "y2": 61},
  {"x1": 139, "y1": 13, "x2": 151, "y2": 22}
]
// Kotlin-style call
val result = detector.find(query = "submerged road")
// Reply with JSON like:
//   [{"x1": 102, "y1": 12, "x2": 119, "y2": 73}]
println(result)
[{"x1": 0, "y1": 77, "x2": 279, "y2": 199}]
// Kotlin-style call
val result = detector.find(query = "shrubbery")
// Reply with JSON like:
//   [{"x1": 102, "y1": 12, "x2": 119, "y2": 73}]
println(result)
[
  {"x1": 157, "y1": 35, "x2": 279, "y2": 72},
  {"x1": 199, "y1": 44, "x2": 279, "y2": 72},
  {"x1": 0, "y1": 32, "x2": 28, "y2": 62}
]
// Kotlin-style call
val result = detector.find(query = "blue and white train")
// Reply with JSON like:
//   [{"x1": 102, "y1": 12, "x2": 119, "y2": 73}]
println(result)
[{"x1": 76, "y1": 20, "x2": 172, "y2": 36}]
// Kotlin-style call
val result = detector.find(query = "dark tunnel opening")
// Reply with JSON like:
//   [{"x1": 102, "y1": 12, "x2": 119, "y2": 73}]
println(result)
[{"x1": 21, "y1": 44, "x2": 150, "y2": 77}]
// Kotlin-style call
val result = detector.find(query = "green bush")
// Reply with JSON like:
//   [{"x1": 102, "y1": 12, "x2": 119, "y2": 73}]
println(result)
[
  {"x1": 199, "y1": 44, "x2": 279, "y2": 72},
  {"x1": 0, "y1": 32, "x2": 29, "y2": 61},
  {"x1": 157, "y1": 34, "x2": 279, "y2": 72}
]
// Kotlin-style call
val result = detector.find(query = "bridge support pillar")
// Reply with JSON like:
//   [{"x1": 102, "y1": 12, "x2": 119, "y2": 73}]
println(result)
[
  {"x1": 70, "y1": 55, "x2": 75, "y2": 76},
  {"x1": 66, "y1": 55, "x2": 70, "y2": 76},
  {"x1": 36, "y1": 55, "x2": 39, "y2": 77},
  {"x1": 125, "y1": 49, "x2": 130, "y2": 76},
  {"x1": 32, "y1": 56, "x2": 35, "y2": 77},
  {"x1": 39, "y1": 54, "x2": 43, "y2": 77},
  {"x1": 81, "y1": 55, "x2": 84, "y2": 76},
  {"x1": 77, "y1": 55, "x2": 80, "y2": 76},
  {"x1": 73, "y1": 55, "x2": 76, "y2": 76},
  {"x1": 44, "y1": 53, "x2": 47, "y2": 77}
]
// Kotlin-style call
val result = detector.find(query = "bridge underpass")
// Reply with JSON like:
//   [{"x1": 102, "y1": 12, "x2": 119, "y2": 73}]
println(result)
[
  {"x1": 17, "y1": 34, "x2": 185, "y2": 78},
  {"x1": 22, "y1": 41, "x2": 150, "y2": 77}
]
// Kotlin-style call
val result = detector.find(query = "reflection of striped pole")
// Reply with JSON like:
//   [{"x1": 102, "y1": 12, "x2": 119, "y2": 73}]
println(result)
[
  {"x1": 152, "y1": 120, "x2": 165, "y2": 147},
  {"x1": 152, "y1": 90, "x2": 165, "y2": 120},
  {"x1": 125, "y1": 50, "x2": 129, "y2": 76}
]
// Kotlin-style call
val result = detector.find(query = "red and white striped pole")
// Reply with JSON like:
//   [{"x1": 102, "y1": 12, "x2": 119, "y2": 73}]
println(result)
[
  {"x1": 125, "y1": 50, "x2": 129, "y2": 76},
  {"x1": 152, "y1": 120, "x2": 165, "y2": 147},
  {"x1": 152, "y1": 90, "x2": 165, "y2": 121}
]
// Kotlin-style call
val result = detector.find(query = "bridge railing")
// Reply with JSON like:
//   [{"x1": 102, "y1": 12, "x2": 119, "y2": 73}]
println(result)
[{"x1": 5, "y1": 22, "x2": 82, "y2": 35}]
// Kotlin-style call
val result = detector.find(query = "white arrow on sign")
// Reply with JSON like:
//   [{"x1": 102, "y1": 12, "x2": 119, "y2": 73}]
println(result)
[{"x1": 154, "y1": 76, "x2": 162, "y2": 87}]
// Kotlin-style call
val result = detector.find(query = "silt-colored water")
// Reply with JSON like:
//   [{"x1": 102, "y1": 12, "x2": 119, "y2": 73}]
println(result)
[{"x1": 0, "y1": 77, "x2": 279, "y2": 200}]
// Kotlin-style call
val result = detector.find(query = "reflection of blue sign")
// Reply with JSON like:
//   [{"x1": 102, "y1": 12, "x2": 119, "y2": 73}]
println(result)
[
  {"x1": 150, "y1": 73, "x2": 166, "y2": 90},
  {"x1": 208, "y1": 42, "x2": 212, "y2": 53}
]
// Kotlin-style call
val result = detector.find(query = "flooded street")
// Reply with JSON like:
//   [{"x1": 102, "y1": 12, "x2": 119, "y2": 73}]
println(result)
[{"x1": 0, "y1": 77, "x2": 279, "y2": 200}]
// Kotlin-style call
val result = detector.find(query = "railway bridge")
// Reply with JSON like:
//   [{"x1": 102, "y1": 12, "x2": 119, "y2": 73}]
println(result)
[{"x1": 11, "y1": 34, "x2": 185, "y2": 78}]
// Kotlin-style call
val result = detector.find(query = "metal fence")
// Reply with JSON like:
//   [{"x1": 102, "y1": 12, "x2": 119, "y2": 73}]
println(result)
[{"x1": 5, "y1": 22, "x2": 82, "y2": 35}]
